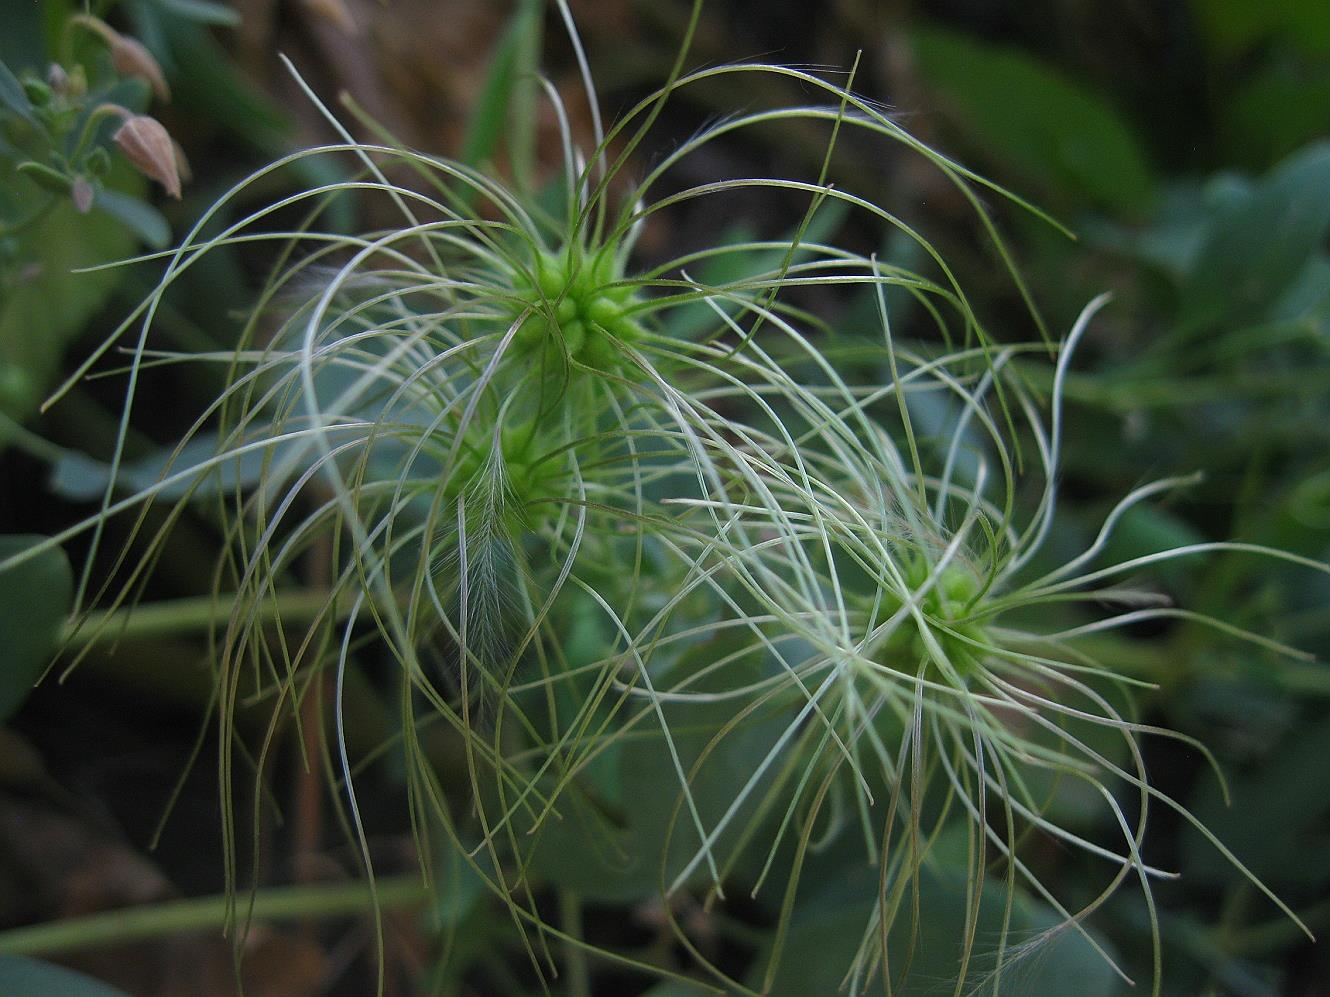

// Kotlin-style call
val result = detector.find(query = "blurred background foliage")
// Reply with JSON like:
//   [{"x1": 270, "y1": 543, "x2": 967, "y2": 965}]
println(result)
[{"x1": 0, "y1": 1, "x2": 1327, "y2": 994}]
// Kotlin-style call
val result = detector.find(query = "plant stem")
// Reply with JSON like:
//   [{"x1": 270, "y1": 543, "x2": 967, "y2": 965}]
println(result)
[
  {"x1": 559, "y1": 890, "x2": 591, "y2": 997},
  {"x1": 0, "y1": 877, "x2": 429, "y2": 956},
  {"x1": 0, "y1": 411, "x2": 72, "y2": 463},
  {"x1": 61, "y1": 590, "x2": 350, "y2": 648},
  {"x1": 1224, "y1": 898, "x2": 1330, "y2": 956}
]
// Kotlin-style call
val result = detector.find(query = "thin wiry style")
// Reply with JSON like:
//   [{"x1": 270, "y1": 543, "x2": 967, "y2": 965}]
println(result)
[{"x1": 3, "y1": 3, "x2": 1323, "y2": 994}]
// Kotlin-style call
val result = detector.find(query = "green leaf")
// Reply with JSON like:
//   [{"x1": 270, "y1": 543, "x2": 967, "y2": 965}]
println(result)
[
  {"x1": 151, "y1": 0, "x2": 241, "y2": 27},
  {"x1": 1180, "y1": 142, "x2": 1330, "y2": 328},
  {"x1": 758, "y1": 852, "x2": 1123, "y2": 996},
  {"x1": 1083, "y1": 182, "x2": 1216, "y2": 280},
  {"x1": 95, "y1": 188, "x2": 171, "y2": 248},
  {"x1": 1184, "y1": 713, "x2": 1330, "y2": 890},
  {"x1": 16, "y1": 160, "x2": 73, "y2": 194},
  {"x1": 0, "y1": 59, "x2": 34, "y2": 121},
  {"x1": 661, "y1": 202, "x2": 849, "y2": 341},
  {"x1": 460, "y1": 0, "x2": 544, "y2": 174},
  {"x1": 1099, "y1": 503, "x2": 1206, "y2": 593},
  {"x1": 1226, "y1": 67, "x2": 1330, "y2": 169},
  {"x1": 48, "y1": 434, "x2": 307, "y2": 503},
  {"x1": 0, "y1": 956, "x2": 129, "y2": 997},
  {"x1": 1191, "y1": 0, "x2": 1330, "y2": 59},
  {"x1": 143, "y1": 11, "x2": 288, "y2": 148},
  {"x1": 911, "y1": 26, "x2": 1155, "y2": 213},
  {"x1": 0, "y1": 535, "x2": 73, "y2": 722},
  {"x1": 525, "y1": 627, "x2": 789, "y2": 902},
  {"x1": 0, "y1": 188, "x2": 137, "y2": 423}
]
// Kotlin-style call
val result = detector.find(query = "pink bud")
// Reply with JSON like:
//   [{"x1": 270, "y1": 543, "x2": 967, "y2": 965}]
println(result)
[
  {"x1": 71, "y1": 177, "x2": 95, "y2": 214},
  {"x1": 110, "y1": 35, "x2": 171, "y2": 103},
  {"x1": 114, "y1": 115, "x2": 182, "y2": 199},
  {"x1": 47, "y1": 63, "x2": 70, "y2": 95},
  {"x1": 70, "y1": 14, "x2": 170, "y2": 103}
]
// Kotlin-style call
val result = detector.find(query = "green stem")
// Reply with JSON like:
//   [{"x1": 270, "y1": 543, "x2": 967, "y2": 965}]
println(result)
[
  {"x1": 0, "y1": 411, "x2": 71, "y2": 463},
  {"x1": 57, "y1": 589, "x2": 402, "y2": 761},
  {"x1": 559, "y1": 890, "x2": 591, "y2": 997},
  {"x1": 61, "y1": 590, "x2": 350, "y2": 648},
  {"x1": 1224, "y1": 898, "x2": 1330, "y2": 956},
  {"x1": 0, "y1": 877, "x2": 429, "y2": 956},
  {"x1": 70, "y1": 102, "x2": 131, "y2": 166}
]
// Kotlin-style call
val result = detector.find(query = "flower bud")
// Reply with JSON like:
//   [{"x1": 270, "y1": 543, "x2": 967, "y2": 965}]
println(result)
[
  {"x1": 22, "y1": 78, "x2": 53, "y2": 107},
  {"x1": 67, "y1": 64, "x2": 88, "y2": 98},
  {"x1": 70, "y1": 14, "x2": 170, "y2": 103},
  {"x1": 71, "y1": 176, "x2": 95, "y2": 214},
  {"x1": 110, "y1": 35, "x2": 171, "y2": 103},
  {"x1": 47, "y1": 63, "x2": 69, "y2": 93},
  {"x1": 113, "y1": 115, "x2": 182, "y2": 199}
]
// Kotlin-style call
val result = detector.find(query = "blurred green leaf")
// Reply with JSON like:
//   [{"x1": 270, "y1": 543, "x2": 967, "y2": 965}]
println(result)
[
  {"x1": 1191, "y1": 0, "x2": 1330, "y2": 59},
  {"x1": 1100, "y1": 503, "x2": 1206, "y2": 590},
  {"x1": 151, "y1": 0, "x2": 241, "y2": 28},
  {"x1": 911, "y1": 26, "x2": 1155, "y2": 214},
  {"x1": 1181, "y1": 142, "x2": 1330, "y2": 328},
  {"x1": 1227, "y1": 68, "x2": 1330, "y2": 169},
  {"x1": 0, "y1": 59, "x2": 34, "y2": 121},
  {"x1": 758, "y1": 852, "x2": 1123, "y2": 996},
  {"x1": 48, "y1": 433, "x2": 312, "y2": 502},
  {"x1": 94, "y1": 188, "x2": 170, "y2": 248},
  {"x1": 1084, "y1": 208, "x2": 1194, "y2": 285},
  {"x1": 0, "y1": 535, "x2": 72, "y2": 722},
  {"x1": 16, "y1": 160, "x2": 73, "y2": 194},
  {"x1": 1184, "y1": 713, "x2": 1330, "y2": 889},
  {"x1": 0, "y1": 187, "x2": 138, "y2": 424},
  {"x1": 1290, "y1": 470, "x2": 1330, "y2": 530},
  {"x1": 0, "y1": 956, "x2": 128, "y2": 997},
  {"x1": 661, "y1": 203, "x2": 849, "y2": 340},
  {"x1": 131, "y1": 5, "x2": 287, "y2": 147},
  {"x1": 461, "y1": 0, "x2": 544, "y2": 172},
  {"x1": 527, "y1": 627, "x2": 788, "y2": 902}
]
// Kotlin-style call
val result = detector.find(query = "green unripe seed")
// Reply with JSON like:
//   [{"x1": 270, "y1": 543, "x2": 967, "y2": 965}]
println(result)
[
  {"x1": 535, "y1": 254, "x2": 564, "y2": 298},
  {"x1": 591, "y1": 251, "x2": 617, "y2": 285},
  {"x1": 512, "y1": 315, "x2": 545, "y2": 352},
  {"x1": 22, "y1": 79, "x2": 53, "y2": 107},
  {"x1": 580, "y1": 334, "x2": 616, "y2": 369},
  {"x1": 874, "y1": 560, "x2": 989, "y2": 681},
  {"x1": 939, "y1": 566, "x2": 982, "y2": 605},
  {"x1": 604, "y1": 283, "x2": 635, "y2": 305},
  {"x1": 585, "y1": 295, "x2": 620, "y2": 328},
  {"x1": 562, "y1": 319, "x2": 587, "y2": 355},
  {"x1": 501, "y1": 243, "x2": 644, "y2": 370}
]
